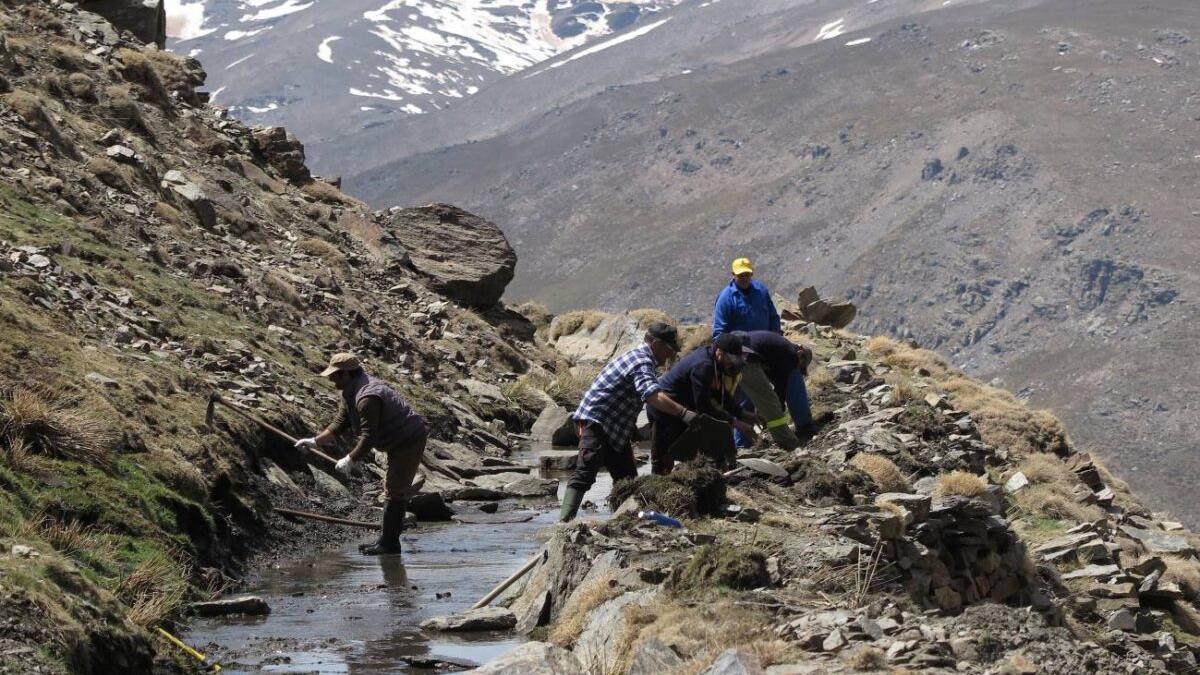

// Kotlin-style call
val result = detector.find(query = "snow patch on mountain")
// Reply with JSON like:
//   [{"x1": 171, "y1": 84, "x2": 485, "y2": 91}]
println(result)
[{"x1": 317, "y1": 35, "x2": 340, "y2": 64}]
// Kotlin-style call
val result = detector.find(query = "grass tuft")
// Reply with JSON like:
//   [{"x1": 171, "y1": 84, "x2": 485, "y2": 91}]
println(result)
[
  {"x1": 118, "y1": 551, "x2": 189, "y2": 627},
  {"x1": 849, "y1": 453, "x2": 910, "y2": 493},
  {"x1": 297, "y1": 237, "x2": 347, "y2": 267},
  {"x1": 844, "y1": 645, "x2": 886, "y2": 671},
  {"x1": 548, "y1": 310, "x2": 607, "y2": 341},
  {"x1": 0, "y1": 386, "x2": 115, "y2": 468},
  {"x1": 548, "y1": 573, "x2": 621, "y2": 647},
  {"x1": 935, "y1": 470, "x2": 987, "y2": 498},
  {"x1": 1013, "y1": 484, "x2": 1103, "y2": 523}
]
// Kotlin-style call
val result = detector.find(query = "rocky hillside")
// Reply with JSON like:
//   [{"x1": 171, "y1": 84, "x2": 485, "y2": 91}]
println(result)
[
  {"x1": 483, "y1": 311, "x2": 1200, "y2": 673},
  {"x1": 342, "y1": 0, "x2": 1200, "y2": 527},
  {"x1": 164, "y1": 0, "x2": 686, "y2": 166},
  {"x1": 0, "y1": 2, "x2": 568, "y2": 671}
]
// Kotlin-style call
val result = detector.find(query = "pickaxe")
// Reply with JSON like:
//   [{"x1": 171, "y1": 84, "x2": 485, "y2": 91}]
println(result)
[{"x1": 205, "y1": 391, "x2": 337, "y2": 465}]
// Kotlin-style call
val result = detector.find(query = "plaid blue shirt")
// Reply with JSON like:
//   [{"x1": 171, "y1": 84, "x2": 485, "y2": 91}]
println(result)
[{"x1": 573, "y1": 344, "x2": 662, "y2": 449}]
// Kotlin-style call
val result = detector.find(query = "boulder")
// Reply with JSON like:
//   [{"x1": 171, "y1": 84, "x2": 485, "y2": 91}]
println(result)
[
  {"x1": 161, "y1": 170, "x2": 217, "y2": 229},
  {"x1": 503, "y1": 476, "x2": 559, "y2": 498},
  {"x1": 629, "y1": 639, "x2": 683, "y2": 675},
  {"x1": 250, "y1": 126, "x2": 311, "y2": 184},
  {"x1": 407, "y1": 492, "x2": 454, "y2": 521},
  {"x1": 459, "y1": 378, "x2": 505, "y2": 404},
  {"x1": 551, "y1": 313, "x2": 643, "y2": 364},
  {"x1": 531, "y1": 405, "x2": 578, "y2": 447},
  {"x1": 794, "y1": 287, "x2": 857, "y2": 329},
  {"x1": 388, "y1": 204, "x2": 515, "y2": 308},
  {"x1": 1119, "y1": 525, "x2": 1195, "y2": 555},
  {"x1": 466, "y1": 641, "x2": 582, "y2": 674},
  {"x1": 875, "y1": 493, "x2": 932, "y2": 524},
  {"x1": 574, "y1": 589, "x2": 658, "y2": 673},
  {"x1": 420, "y1": 606, "x2": 516, "y2": 632},
  {"x1": 309, "y1": 467, "x2": 350, "y2": 501},
  {"x1": 84, "y1": 0, "x2": 166, "y2": 48}
]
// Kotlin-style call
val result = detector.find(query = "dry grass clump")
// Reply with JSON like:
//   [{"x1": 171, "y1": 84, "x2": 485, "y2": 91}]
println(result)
[
  {"x1": 805, "y1": 365, "x2": 835, "y2": 395},
  {"x1": 844, "y1": 645, "x2": 886, "y2": 671},
  {"x1": 114, "y1": 48, "x2": 170, "y2": 104},
  {"x1": 297, "y1": 237, "x2": 347, "y2": 266},
  {"x1": 1159, "y1": 555, "x2": 1200, "y2": 597},
  {"x1": 141, "y1": 49, "x2": 197, "y2": 100},
  {"x1": 101, "y1": 84, "x2": 149, "y2": 136},
  {"x1": 935, "y1": 470, "x2": 987, "y2": 498},
  {"x1": 548, "y1": 573, "x2": 621, "y2": 647},
  {"x1": 884, "y1": 372, "x2": 919, "y2": 405},
  {"x1": 118, "y1": 551, "x2": 189, "y2": 627},
  {"x1": 1015, "y1": 453, "x2": 1074, "y2": 484},
  {"x1": 51, "y1": 43, "x2": 96, "y2": 73},
  {"x1": 629, "y1": 308, "x2": 673, "y2": 328},
  {"x1": 0, "y1": 436, "x2": 42, "y2": 475},
  {"x1": 678, "y1": 324, "x2": 711, "y2": 355},
  {"x1": 262, "y1": 270, "x2": 304, "y2": 308},
  {"x1": 548, "y1": 310, "x2": 607, "y2": 341},
  {"x1": 301, "y1": 179, "x2": 354, "y2": 205},
  {"x1": 616, "y1": 599, "x2": 795, "y2": 675},
  {"x1": 849, "y1": 453, "x2": 910, "y2": 493},
  {"x1": 86, "y1": 156, "x2": 130, "y2": 190},
  {"x1": 64, "y1": 72, "x2": 95, "y2": 100},
  {"x1": 2, "y1": 90, "x2": 73, "y2": 156},
  {"x1": 876, "y1": 499, "x2": 907, "y2": 522},
  {"x1": 500, "y1": 379, "x2": 545, "y2": 410},
  {"x1": 153, "y1": 200, "x2": 183, "y2": 226},
  {"x1": 937, "y1": 375, "x2": 1069, "y2": 456},
  {"x1": 0, "y1": 386, "x2": 115, "y2": 468},
  {"x1": 512, "y1": 302, "x2": 552, "y2": 331},
  {"x1": 546, "y1": 366, "x2": 598, "y2": 407},
  {"x1": 1013, "y1": 484, "x2": 1103, "y2": 523},
  {"x1": 865, "y1": 336, "x2": 950, "y2": 377}
]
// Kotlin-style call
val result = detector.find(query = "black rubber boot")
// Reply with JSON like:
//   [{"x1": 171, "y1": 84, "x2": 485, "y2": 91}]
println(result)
[
  {"x1": 361, "y1": 499, "x2": 405, "y2": 555},
  {"x1": 559, "y1": 486, "x2": 585, "y2": 523}
]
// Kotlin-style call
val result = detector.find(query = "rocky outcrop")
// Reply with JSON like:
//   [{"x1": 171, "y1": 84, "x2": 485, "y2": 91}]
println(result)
[
  {"x1": 250, "y1": 126, "x2": 312, "y2": 185},
  {"x1": 388, "y1": 204, "x2": 516, "y2": 308},
  {"x1": 83, "y1": 0, "x2": 165, "y2": 48},
  {"x1": 787, "y1": 286, "x2": 857, "y2": 330}
]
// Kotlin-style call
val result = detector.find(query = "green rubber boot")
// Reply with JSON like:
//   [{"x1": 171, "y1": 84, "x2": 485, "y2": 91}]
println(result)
[{"x1": 559, "y1": 486, "x2": 585, "y2": 523}]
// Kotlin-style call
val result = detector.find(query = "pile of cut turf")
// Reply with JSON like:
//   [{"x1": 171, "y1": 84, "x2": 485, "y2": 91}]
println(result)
[{"x1": 607, "y1": 464, "x2": 725, "y2": 518}]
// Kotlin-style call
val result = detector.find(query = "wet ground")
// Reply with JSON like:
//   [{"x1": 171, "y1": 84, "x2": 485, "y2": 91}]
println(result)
[{"x1": 186, "y1": 451, "x2": 618, "y2": 673}]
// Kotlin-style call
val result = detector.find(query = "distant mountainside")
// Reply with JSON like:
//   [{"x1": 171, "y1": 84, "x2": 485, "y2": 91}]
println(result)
[
  {"x1": 165, "y1": 0, "x2": 684, "y2": 166},
  {"x1": 341, "y1": 0, "x2": 1200, "y2": 525}
]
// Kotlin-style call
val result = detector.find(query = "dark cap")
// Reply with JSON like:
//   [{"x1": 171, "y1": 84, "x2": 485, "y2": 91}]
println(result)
[
  {"x1": 645, "y1": 322, "x2": 680, "y2": 353},
  {"x1": 713, "y1": 332, "x2": 744, "y2": 356}
]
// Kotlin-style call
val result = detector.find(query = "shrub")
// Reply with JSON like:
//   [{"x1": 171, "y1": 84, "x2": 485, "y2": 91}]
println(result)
[
  {"x1": 86, "y1": 156, "x2": 130, "y2": 190},
  {"x1": 844, "y1": 645, "x2": 886, "y2": 671},
  {"x1": 262, "y1": 270, "x2": 304, "y2": 308},
  {"x1": 935, "y1": 470, "x2": 987, "y2": 498},
  {"x1": 0, "y1": 386, "x2": 115, "y2": 468},
  {"x1": 849, "y1": 453, "x2": 910, "y2": 493},
  {"x1": 297, "y1": 237, "x2": 347, "y2": 266},
  {"x1": 118, "y1": 551, "x2": 189, "y2": 627},
  {"x1": 1013, "y1": 484, "x2": 1103, "y2": 523},
  {"x1": 545, "y1": 366, "x2": 597, "y2": 407},
  {"x1": 301, "y1": 179, "x2": 354, "y2": 205},
  {"x1": 548, "y1": 310, "x2": 607, "y2": 341}
]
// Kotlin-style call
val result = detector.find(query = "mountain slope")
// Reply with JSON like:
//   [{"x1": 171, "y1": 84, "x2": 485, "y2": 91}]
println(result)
[
  {"x1": 344, "y1": 0, "x2": 1200, "y2": 525},
  {"x1": 166, "y1": 0, "x2": 684, "y2": 166}
]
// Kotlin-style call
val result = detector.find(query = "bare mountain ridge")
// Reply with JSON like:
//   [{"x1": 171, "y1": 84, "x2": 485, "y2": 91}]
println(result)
[{"x1": 344, "y1": 0, "x2": 1200, "y2": 524}]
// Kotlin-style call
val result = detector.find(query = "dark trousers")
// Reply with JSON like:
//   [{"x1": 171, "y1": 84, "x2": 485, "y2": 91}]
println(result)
[
  {"x1": 567, "y1": 422, "x2": 637, "y2": 491},
  {"x1": 648, "y1": 409, "x2": 687, "y2": 475}
]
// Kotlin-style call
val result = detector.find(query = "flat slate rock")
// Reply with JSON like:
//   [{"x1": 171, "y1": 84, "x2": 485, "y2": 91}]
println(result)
[
  {"x1": 466, "y1": 641, "x2": 582, "y2": 673},
  {"x1": 420, "y1": 606, "x2": 516, "y2": 632},
  {"x1": 453, "y1": 512, "x2": 536, "y2": 525},
  {"x1": 192, "y1": 596, "x2": 270, "y2": 617},
  {"x1": 737, "y1": 458, "x2": 789, "y2": 478},
  {"x1": 1119, "y1": 525, "x2": 1195, "y2": 555}
]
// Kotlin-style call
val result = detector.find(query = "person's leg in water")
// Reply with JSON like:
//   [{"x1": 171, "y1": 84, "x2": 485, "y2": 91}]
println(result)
[
  {"x1": 561, "y1": 422, "x2": 604, "y2": 522},
  {"x1": 362, "y1": 434, "x2": 425, "y2": 555}
]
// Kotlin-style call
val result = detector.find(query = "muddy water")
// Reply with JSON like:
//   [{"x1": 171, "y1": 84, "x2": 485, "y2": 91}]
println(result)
[{"x1": 187, "y1": 450, "x2": 617, "y2": 673}]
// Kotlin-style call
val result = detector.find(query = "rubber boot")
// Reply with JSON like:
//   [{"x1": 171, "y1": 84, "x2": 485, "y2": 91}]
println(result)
[
  {"x1": 559, "y1": 486, "x2": 585, "y2": 523},
  {"x1": 360, "y1": 499, "x2": 404, "y2": 555}
]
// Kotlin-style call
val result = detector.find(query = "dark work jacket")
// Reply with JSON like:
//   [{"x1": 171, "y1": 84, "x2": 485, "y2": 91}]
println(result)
[
  {"x1": 657, "y1": 347, "x2": 744, "y2": 423},
  {"x1": 742, "y1": 331, "x2": 804, "y2": 401}
]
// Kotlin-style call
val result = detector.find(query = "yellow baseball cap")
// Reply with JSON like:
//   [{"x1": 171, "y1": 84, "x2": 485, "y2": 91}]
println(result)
[{"x1": 731, "y1": 257, "x2": 754, "y2": 275}]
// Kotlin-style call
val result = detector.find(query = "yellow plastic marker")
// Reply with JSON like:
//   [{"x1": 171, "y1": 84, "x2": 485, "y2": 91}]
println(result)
[{"x1": 155, "y1": 627, "x2": 222, "y2": 673}]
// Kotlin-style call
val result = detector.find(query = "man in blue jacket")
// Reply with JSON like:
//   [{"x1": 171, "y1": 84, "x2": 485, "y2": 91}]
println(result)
[{"x1": 712, "y1": 257, "x2": 781, "y2": 338}]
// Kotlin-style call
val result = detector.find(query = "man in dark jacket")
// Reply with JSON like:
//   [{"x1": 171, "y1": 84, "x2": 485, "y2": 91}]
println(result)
[
  {"x1": 295, "y1": 353, "x2": 426, "y2": 555},
  {"x1": 735, "y1": 331, "x2": 814, "y2": 450},
  {"x1": 649, "y1": 333, "x2": 759, "y2": 474}
]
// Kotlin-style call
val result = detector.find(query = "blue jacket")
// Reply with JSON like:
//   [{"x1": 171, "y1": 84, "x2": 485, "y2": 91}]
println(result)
[{"x1": 712, "y1": 279, "x2": 781, "y2": 338}]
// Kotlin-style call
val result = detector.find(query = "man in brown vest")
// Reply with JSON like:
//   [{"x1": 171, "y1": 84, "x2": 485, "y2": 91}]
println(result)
[{"x1": 295, "y1": 353, "x2": 426, "y2": 555}]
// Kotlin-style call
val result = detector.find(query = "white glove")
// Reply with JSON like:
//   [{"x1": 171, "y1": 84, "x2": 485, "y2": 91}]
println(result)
[
  {"x1": 295, "y1": 437, "x2": 318, "y2": 450},
  {"x1": 335, "y1": 455, "x2": 356, "y2": 476},
  {"x1": 681, "y1": 410, "x2": 698, "y2": 424}
]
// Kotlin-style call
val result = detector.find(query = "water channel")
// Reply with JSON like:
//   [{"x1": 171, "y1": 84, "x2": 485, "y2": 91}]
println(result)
[{"x1": 186, "y1": 452, "x2": 617, "y2": 673}]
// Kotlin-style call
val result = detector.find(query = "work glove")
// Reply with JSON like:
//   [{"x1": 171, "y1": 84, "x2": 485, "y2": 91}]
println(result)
[
  {"x1": 335, "y1": 455, "x2": 357, "y2": 476},
  {"x1": 295, "y1": 437, "x2": 318, "y2": 450},
  {"x1": 681, "y1": 410, "x2": 698, "y2": 425}
]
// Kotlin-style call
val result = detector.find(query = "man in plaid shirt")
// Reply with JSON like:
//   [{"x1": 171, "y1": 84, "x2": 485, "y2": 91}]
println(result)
[{"x1": 561, "y1": 323, "x2": 696, "y2": 522}]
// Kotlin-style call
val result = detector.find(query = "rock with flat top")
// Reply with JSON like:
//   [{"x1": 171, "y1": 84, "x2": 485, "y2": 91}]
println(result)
[
  {"x1": 420, "y1": 606, "x2": 516, "y2": 632},
  {"x1": 466, "y1": 641, "x2": 581, "y2": 673},
  {"x1": 531, "y1": 405, "x2": 578, "y2": 446},
  {"x1": 192, "y1": 596, "x2": 270, "y2": 617},
  {"x1": 389, "y1": 204, "x2": 515, "y2": 308},
  {"x1": 1119, "y1": 525, "x2": 1194, "y2": 555},
  {"x1": 701, "y1": 648, "x2": 765, "y2": 675}
]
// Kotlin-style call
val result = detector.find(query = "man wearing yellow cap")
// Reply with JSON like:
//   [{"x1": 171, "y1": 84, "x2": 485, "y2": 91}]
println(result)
[
  {"x1": 294, "y1": 353, "x2": 426, "y2": 555},
  {"x1": 712, "y1": 257, "x2": 781, "y2": 338}
]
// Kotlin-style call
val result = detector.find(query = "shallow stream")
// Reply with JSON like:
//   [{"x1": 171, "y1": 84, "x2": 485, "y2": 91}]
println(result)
[{"x1": 186, "y1": 451, "x2": 615, "y2": 673}]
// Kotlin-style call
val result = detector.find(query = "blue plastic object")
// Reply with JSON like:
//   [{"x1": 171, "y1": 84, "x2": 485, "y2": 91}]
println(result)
[{"x1": 638, "y1": 510, "x2": 683, "y2": 528}]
